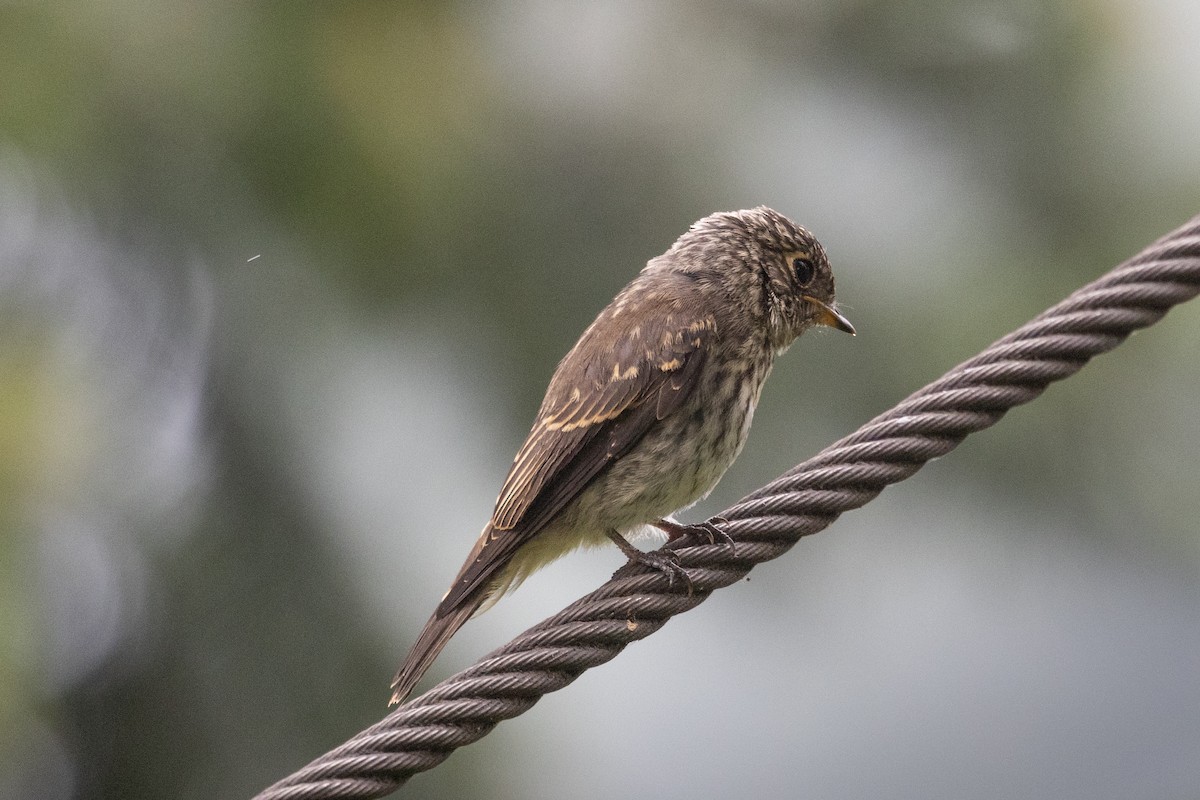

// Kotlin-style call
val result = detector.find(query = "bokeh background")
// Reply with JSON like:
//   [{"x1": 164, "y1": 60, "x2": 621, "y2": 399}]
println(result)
[{"x1": 2, "y1": 2, "x2": 1199, "y2": 798}]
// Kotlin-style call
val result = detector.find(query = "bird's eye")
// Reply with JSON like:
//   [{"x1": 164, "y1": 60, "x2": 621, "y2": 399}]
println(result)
[{"x1": 791, "y1": 256, "x2": 815, "y2": 286}]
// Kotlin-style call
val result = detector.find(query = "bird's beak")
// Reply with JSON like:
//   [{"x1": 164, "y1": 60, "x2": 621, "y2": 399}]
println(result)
[{"x1": 803, "y1": 295, "x2": 856, "y2": 335}]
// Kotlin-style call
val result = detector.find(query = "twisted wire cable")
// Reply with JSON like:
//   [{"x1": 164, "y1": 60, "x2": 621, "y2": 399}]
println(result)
[{"x1": 254, "y1": 214, "x2": 1200, "y2": 800}]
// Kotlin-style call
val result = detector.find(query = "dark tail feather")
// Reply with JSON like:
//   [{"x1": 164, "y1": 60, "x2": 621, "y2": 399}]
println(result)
[{"x1": 389, "y1": 599, "x2": 481, "y2": 705}]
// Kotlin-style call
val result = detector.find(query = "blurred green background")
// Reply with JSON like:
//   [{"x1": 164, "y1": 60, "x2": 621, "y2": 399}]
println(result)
[{"x1": 2, "y1": 2, "x2": 1198, "y2": 798}]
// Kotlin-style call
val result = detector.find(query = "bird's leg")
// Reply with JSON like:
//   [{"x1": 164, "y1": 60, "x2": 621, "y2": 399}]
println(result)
[
  {"x1": 605, "y1": 529, "x2": 693, "y2": 595},
  {"x1": 652, "y1": 516, "x2": 735, "y2": 550}
]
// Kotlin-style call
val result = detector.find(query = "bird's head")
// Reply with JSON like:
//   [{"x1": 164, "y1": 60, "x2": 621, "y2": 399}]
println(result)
[{"x1": 668, "y1": 206, "x2": 854, "y2": 351}]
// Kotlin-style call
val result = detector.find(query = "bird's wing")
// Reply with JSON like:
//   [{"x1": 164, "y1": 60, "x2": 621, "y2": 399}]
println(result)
[{"x1": 436, "y1": 295, "x2": 715, "y2": 616}]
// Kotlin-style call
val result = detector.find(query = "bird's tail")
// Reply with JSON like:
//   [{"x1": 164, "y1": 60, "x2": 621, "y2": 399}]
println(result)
[{"x1": 389, "y1": 597, "x2": 483, "y2": 706}]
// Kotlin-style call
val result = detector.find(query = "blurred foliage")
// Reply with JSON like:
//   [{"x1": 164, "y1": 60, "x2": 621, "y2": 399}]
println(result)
[{"x1": 1, "y1": 1, "x2": 1198, "y2": 798}]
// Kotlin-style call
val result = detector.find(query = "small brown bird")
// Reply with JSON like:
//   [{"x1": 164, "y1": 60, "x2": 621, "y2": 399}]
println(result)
[{"x1": 390, "y1": 206, "x2": 854, "y2": 704}]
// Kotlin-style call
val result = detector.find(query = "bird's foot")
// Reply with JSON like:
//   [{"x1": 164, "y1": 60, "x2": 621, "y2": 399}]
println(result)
[
  {"x1": 653, "y1": 516, "x2": 735, "y2": 550},
  {"x1": 606, "y1": 529, "x2": 693, "y2": 595}
]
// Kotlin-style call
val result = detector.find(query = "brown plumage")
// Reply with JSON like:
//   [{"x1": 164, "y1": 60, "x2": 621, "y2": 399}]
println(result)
[{"x1": 390, "y1": 207, "x2": 854, "y2": 704}]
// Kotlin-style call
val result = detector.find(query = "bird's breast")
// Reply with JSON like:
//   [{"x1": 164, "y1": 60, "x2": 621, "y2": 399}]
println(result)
[{"x1": 573, "y1": 343, "x2": 775, "y2": 532}]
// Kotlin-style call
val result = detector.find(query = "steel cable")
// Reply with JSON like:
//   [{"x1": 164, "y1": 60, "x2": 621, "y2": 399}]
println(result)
[{"x1": 254, "y1": 215, "x2": 1200, "y2": 800}]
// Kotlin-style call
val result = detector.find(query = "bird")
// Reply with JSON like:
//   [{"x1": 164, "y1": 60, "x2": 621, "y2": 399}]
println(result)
[{"x1": 390, "y1": 206, "x2": 854, "y2": 704}]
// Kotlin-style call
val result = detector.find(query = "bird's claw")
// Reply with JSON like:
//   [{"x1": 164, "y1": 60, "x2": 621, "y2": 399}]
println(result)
[
  {"x1": 694, "y1": 517, "x2": 735, "y2": 549},
  {"x1": 626, "y1": 548, "x2": 694, "y2": 596},
  {"x1": 606, "y1": 529, "x2": 694, "y2": 595},
  {"x1": 654, "y1": 516, "x2": 736, "y2": 552}
]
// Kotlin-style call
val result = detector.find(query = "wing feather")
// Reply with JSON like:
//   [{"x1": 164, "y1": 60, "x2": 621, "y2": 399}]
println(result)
[{"x1": 437, "y1": 293, "x2": 715, "y2": 616}]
